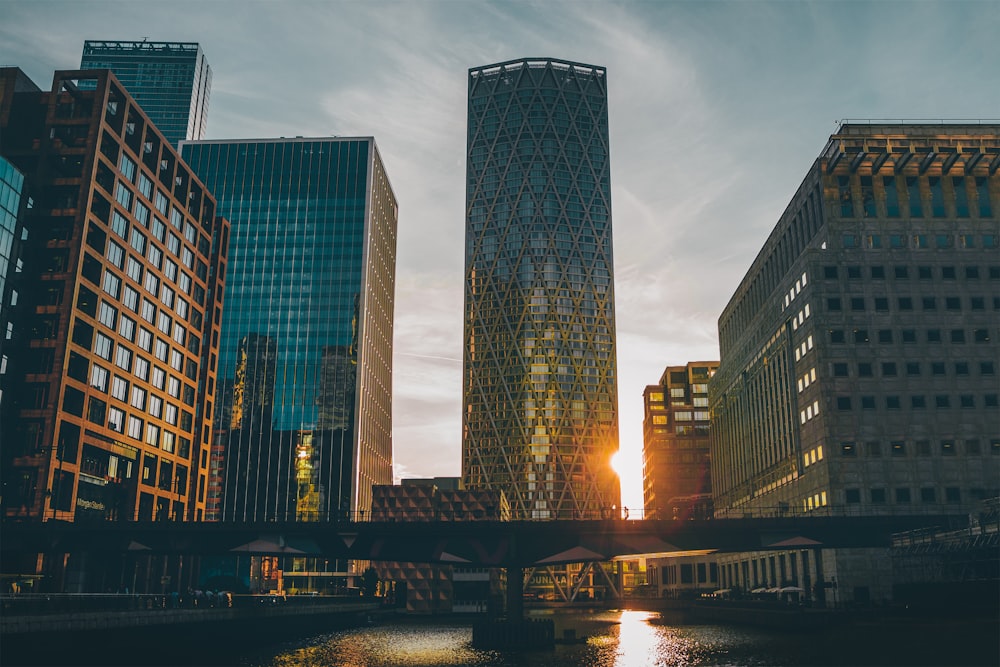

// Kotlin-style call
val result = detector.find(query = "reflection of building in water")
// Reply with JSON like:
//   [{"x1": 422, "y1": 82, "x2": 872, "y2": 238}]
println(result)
[
  {"x1": 317, "y1": 345, "x2": 356, "y2": 431},
  {"x1": 230, "y1": 334, "x2": 277, "y2": 430}
]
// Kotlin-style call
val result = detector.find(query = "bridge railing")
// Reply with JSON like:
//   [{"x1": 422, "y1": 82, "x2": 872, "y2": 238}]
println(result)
[
  {"x1": 0, "y1": 592, "x2": 369, "y2": 617},
  {"x1": 5, "y1": 501, "x2": 986, "y2": 524}
]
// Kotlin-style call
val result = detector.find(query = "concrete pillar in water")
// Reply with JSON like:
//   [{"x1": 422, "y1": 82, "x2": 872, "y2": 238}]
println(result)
[{"x1": 506, "y1": 565, "x2": 523, "y2": 621}]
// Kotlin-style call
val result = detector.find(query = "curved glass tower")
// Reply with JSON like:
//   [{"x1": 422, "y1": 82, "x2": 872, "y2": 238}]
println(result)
[{"x1": 463, "y1": 58, "x2": 620, "y2": 519}]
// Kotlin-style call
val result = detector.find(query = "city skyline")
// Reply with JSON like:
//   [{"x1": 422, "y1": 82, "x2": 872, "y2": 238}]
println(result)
[{"x1": 2, "y1": 1, "x2": 997, "y2": 512}]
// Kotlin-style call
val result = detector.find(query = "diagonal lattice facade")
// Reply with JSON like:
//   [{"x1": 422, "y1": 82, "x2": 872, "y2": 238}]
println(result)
[{"x1": 463, "y1": 58, "x2": 620, "y2": 520}]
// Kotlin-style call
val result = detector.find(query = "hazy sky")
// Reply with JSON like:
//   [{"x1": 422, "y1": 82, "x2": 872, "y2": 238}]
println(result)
[{"x1": 3, "y1": 0, "x2": 998, "y2": 512}]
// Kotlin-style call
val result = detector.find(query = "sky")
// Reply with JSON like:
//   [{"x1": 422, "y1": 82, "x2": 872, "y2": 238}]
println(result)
[{"x1": 3, "y1": 0, "x2": 998, "y2": 513}]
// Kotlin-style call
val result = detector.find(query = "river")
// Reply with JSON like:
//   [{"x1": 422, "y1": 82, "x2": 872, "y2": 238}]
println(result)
[{"x1": 232, "y1": 609, "x2": 998, "y2": 667}]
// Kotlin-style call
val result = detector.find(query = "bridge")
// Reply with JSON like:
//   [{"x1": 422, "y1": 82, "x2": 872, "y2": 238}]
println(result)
[{"x1": 2, "y1": 513, "x2": 965, "y2": 567}]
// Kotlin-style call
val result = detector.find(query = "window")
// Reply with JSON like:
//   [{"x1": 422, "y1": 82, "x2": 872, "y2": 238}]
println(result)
[
  {"x1": 966, "y1": 440, "x2": 981, "y2": 455},
  {"x1": 837, "y1": 397, "x2": 852, "y2": 411},
  {"x1": 151, "y1": 217, "x2": 166, "y2": 242},
  {"x1": 877, "y1": 329, "x2": 892, "y2": 344},
  {"x1": 161, "y1": 430, "x2": 175, "y2": 454},
  {"x1": 885, "y1": 396, "x2": 901, "y2": 410},
  {"x1": 911, "y1": 395, "x2": 926, "y2": 409},
  {"x1": 147, "y1": 244, "x2": 162, "y2": 269},
  {"x1": 891, "y1": 441, "x2": 906, "y2": 457},
  {"x1": 138, "y1": 327, "x2": 153, "y2": 352},
  {"x1": 145, "y1": 423, "x2": 160, "y2": 448},
  {"x1": 90, "y1": 364, "x2": 109, "y2": 392},
  {"x1": 920, "y1": 487, "x2": 936, "y2": 503},
  {"x1": 850, "y1": 297, "x2": 865, "y2": 311},
  {"x1": 921, "y1": 297, "x2": 936, "y2": 311},
  {"x1": 98, "y1": 301, "x2": 118, "y2": 329},
  {"x1": 951, "y1": 329, "x2": 965, "y2": 343},
  {"x1": 826, "y1": 297, "x2": 841, "y2": 311},
  {"x1": 895, "y1": 488, "x2": 911, "y2": 503},
  {"x1": 157, "y1": 311, "x2": 171, "y2": 335},
  {"x1": 861, "y1": 396, "x2": 876, "y2": 410},
  {"x1": 982, "y1": 361, "x2": 996, "y2": 376},
  {"x1": 152, "y1": 366, "x2": 166, "y2": 390},
  {"x1": 874, "y1": 297, "x2": 888, "y2": 312},
  {"x1": 165, "y1": 403, "x2": 178, "y2": 425},
  {"x1": 918, "y1": 266, "x2": 932, "y2": 279},
  {"x1": 102, "y1": 271, "x2": 121, "y2": 299},
  {"x1": 974, "y1": 329, "x2": 991, "y2": 343},
  {"x1": 941, "y1": 440, "x2": 956, "y2": 455},
  {"x1": 881, "y1": 362, "x2": 897, "y2": 376},
  {"x1": 870, "y1": 266, "x2": 885, "y2": 279},
  {"x1": 108, "y1": 406, "x2": 125, "y2": 433},
  {"x1": 170, "y1": 349, "x2": 184, "y2": 372},
  {"x1": 129, "y1": 228, "x2": 146, "y2": 255},
  {"x1": 138, "y1": 172, "x2": 152, "y2": 199},
  {"x1": 143, "y1": 271, "x2": 159, "y2": 296},
  {"x1": 845, "y1": 489, "x2": 861, "y2": 503},
  {"x1": 893, "y1": 266, "x2": 908, "y2": 279},
  {"x1": 858, "y1": 362, "x2": 873, "y2": 377},
  {"x1": 172, "y1": 322, "x2": 185, "y2": 345},
  {"x1": 141, "y1": 299, "x2": 156, "y2": 324},
  {"x1": 134, "y1": 356, "x2": 150, "y2": 381},
  {"x1": 128, "y1": 416, "x2": 143, "y2": 440},
  {"x1": 960, "y1": 395, "x2": 975, "y2": 408},
  {"x1": 118, "y1": 315, "x2": 135, "y2": 342},
  {"x1": 945, "y1": 487, "x2": 961, "y2": 503},
  {"x1": 829, "y1": 330, "x2": 845, "y2": 344},
  {"x1": 898, "y1": 297, "x2": 913, "y2": 311},
  {"x1": 148, "y1": 395, "x2": 162, "y2": 418},
  {"x1": 832, "y1": 363, "x2": 848, "y2": 377},
  {"x1": 111, "y1": 375, "x2": 128, "y2": 401},
  {"x1": 164, "y1": 259, "x2": 177, "y2": 282},
  {"x1": 114, "y1": 344, "x2": 132, "y2": 370},
  {"x1": 122, "y1": 285, "x2": 139, "y2": 312},
  {"x1": 155, "y1": 339, "x2": 168, "y2": 362},
  {"x1": 94, "y1": 332, "x2": 113, "y2": 360},
  {"x1": 927, "y1": 329, "x2": 942, "y2": 343},
  {"x1": 130, "y1": 385, "x2": 146, "y2": 410}
]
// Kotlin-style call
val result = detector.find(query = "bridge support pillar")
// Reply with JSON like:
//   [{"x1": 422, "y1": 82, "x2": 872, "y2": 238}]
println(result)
[{"x1": 505, "y1": 565, "x2": 523, "y2": 621}]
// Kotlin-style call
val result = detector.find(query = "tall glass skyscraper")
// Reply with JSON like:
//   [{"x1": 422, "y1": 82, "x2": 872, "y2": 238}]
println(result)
[
  {"x1": 181, "y1": 138, "x2": 397, "y2": 524},
  {"x1": 463, "y1": 58, "x2": 620, "y2": 520},
  {"x1": 82, "y1": 41, "x2": 211, "y2": 147}
]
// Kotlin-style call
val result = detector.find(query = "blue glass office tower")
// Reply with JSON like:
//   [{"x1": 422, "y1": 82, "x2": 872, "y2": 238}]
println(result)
[
  {"x1": 181, "y1": 138, "x2": 397, "y2": 523},
  {"x1": 82, "y1": 41, "x2": 211, "y2": 147},
  {"x1": 0, "y1": 156, "x2": 27, "y2": 413},
  {"x1": 463, "y1": 58, "x2": 620, "y2": 520}
]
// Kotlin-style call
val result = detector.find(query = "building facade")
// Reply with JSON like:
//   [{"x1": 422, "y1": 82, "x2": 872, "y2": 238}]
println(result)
[
  {"x1": 0, "y1": 68, "x2": 228, "y2": 532},
  {"x1": 642, "y1": 362, "x2": 717, "y2": 520},
  {"x1": 0, "y1": 155, "x2": 29, "y2": 416},
  {"x1": 710, "y1": 122, "x2": 1000, "y2": 604},
  {"x1": 180, "y1": 138, "x2": 397, "y2": 524},
  {"x1": 371, "y1": 479, "x2": 508, "y2": 613},
  {"x1": 462, "y1": 58, "x2": 620, "y2": 520},
  {"x1": 81, "y1": 41, "x2": 211, "y2": 148}
]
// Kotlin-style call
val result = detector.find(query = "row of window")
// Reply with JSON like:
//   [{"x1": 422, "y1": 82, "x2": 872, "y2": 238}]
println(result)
[
  {"x1": 835, "y1": 174, "x2": 992, "y2": 219},
  {"x1": 826, "y1": 296, "x2": 1000, "y2": 313},
  {"x1": 844, "y1": 487, "x2": 992, "y2": 504},
  {"x1": 823, "y1": 264, "x2": 1000, "y2": 281},
  {"x1": 841, "y1": 232, "x2": 996, "y2": 249},
  {"x1": 839, "y1": 439, "x2": 1000, "y2": 457},
  {"x1": 835, "y1": 393, "x2": 998, "y2": 410},
  {"x1": 828, "y1": 327, "x2": 995, "y2": 344},
  {"x1": 831, "y1": 360, "x2": 995, "y2": 378}
]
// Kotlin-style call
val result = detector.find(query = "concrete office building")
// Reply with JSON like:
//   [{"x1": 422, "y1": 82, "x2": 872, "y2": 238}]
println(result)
[
  {"x1": 642, "y1": 362, "x2": 718, "y2": 521},
  {"x1": 0, "y1": 69, "x2": 228, "y2": 592},
  {"x1": 462, "y1": 58, "x2": 620, "y2": 522},
  {"x1": 81, "y1": 41, "x2": 211, "y2": 148},
  {"x1": 710, "y1": 122, "x2": 1000, "y2": 605}
]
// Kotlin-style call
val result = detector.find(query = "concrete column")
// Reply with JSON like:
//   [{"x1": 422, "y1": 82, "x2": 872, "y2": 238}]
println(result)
[{"x1": 506, "y1": 565, "x2": 523, "y2": 621}]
